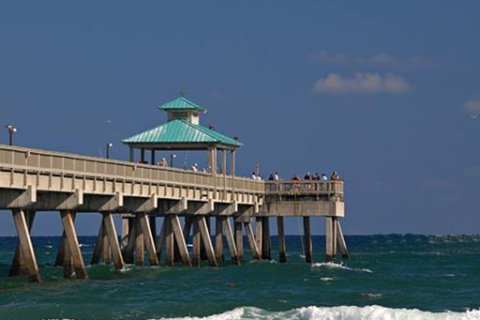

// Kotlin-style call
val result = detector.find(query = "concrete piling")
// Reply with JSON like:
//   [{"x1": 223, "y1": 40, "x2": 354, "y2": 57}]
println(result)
[
  {"x1": 12, "y1": 209, "x2": 41, "y2": 283},
  {"x1": 303, "y1": 217, "x2": 313, "y2": 263},
  {"x1": 277, "y1": 216, "x2": 287, "y2": 263},
  {"x1": 60, "y1": 210, "x2": 87, "y2": 279}
]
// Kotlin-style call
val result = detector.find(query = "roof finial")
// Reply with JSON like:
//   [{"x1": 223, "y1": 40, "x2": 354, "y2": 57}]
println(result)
[{"x1": 179, "y1": 89, "x2": 187, "y2": 97}]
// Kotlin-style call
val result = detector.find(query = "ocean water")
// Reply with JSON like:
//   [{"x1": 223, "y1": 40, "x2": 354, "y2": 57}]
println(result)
[{"x1": 0, "y1": 234, "x2": 479, "y2": 320}]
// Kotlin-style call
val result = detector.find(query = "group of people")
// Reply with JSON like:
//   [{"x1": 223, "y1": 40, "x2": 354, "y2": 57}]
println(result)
[
  {"x1": 149, "y1": 158, "x2": 342, "y2": 182},
  {"x1": 262, "y1": 171, "x2": 341, "y2": 181}
]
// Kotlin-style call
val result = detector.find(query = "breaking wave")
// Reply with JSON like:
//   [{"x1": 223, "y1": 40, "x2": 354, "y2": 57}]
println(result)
[{"x1": 152, "y1": 306, "x2": 480, "y2": 320}]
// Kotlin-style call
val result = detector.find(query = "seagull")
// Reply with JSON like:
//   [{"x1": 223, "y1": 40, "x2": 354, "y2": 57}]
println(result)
[
  {"x1": 470, "y1": 115, "x2": 478, "y2": 119},
  {"x1": 106, "y1": 119, "x2": 112, "y2": 124}
]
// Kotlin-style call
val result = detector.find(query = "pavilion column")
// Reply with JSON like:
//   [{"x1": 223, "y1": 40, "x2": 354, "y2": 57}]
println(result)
[
  {"x1": 230, "y1": 150, "x2": 236, "y2": 201},
  {"x1": 140, "y1": 149, "x2": 145, "y2": 163},
  {"x1": 230, "y1": 150, "x2": 236, "y2": 177},
  {"x1": 151, "y1": 150, "x2": 156, "y2": 165},
  {"x1": 208, "y1": 147, "x2": 217, "y2": 174},
  {"x1": 222, "y1": 149, "x2": 227, "y2": 175},
  {"x1": 129, "y1": 147, "x2": 134, "y2": 162},
  {"x1": 222, "y1": 149, "x2": 227, "y2": 200}
]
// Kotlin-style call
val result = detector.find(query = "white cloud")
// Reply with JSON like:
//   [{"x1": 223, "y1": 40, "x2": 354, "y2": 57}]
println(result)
[
  {"x1": 308, "y1": 51, "x2": 433, "y2": 69},
  {"x1": 312, "y1": 73, "x2": 411, "y2": 94},
  {"x1": 464, "y1": 99, "x2": 480, "y2": 116}
]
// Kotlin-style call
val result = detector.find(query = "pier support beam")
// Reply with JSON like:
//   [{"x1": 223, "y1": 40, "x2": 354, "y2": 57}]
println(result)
[
  {"x1": 60, "y1": 210, "x2": 87, "y2": 279},
  {"x1": 102, "y1": 227, "x2": 111, "y2": 265},
  {"x1": 102, "y1": 212, "x2": 126, "y2": 270},
  {"x1": 55, "y1": 212, "x2": 76, "y2": 267},
  {"x1": 183, "y1": 216, "x2": 193, "y2": 240},
  {"x1": 197, "y1": 216, "x2": 217, "y2": 267},
  {"x1": 165, "y1": 216, "x2": 175, "y2": 266},
  {"x1": 135, "y1": 218, "x2": 144, "y2": 266},
  {"x1": 11, "y1": 209, "x2": 41, "y2": 282},
  {"x1": 124, "y1": 219, "x2": 136, "y2": 264},
  {"x1": 121, "y1": 217, "x2": 130, "y2": 250},
  {"x1": 215, "y1": 216, "x2": 224, "y2": 261},
  {"x1": 255, "y1": 217, "x2": 263, "y2": 259},
  {"x1": 138, "y1": 213, "x2": 159, "y2": 266},
  {"x1": 170, "y1": 215, "x2": 191, "y2": 266},
  {"x1": 243, "y1": 221, "x2": 259, "y2": 260},
  {"x1": 223, "y1": 217, "x2": 240, "y2": 265},
  {"x1": 199, "y1": 217, "x2": 211, "y2": 261},
  {"x1": 156, "y1": 218, "x2": 166, "y2": 261},
  {"x1": 261, "y1": 217, "x2": 271, "y2": 260},
  {"x1": 336, "y1": 219, "x2": 349, "y2": 258},
  {"x1": 234, "y1": 221, "x2": 244, "y2": 262},
  {"x1": 91, "y1": 219, "x2": 106, "y2": 265},
  {"x1": 55, "y1": 213, "x2": 77, "y2": 278},
  {"x1": 326, "y1": 217, "x2": 337, "y2": 261},
  {"x1": 192, "y1": 217, "x2": 201, "y2": 267},
  {"x1": 149, "y1": 215, "x2": 157, "y2": 246},
  {"x1": 277, "y1": 216, "x2": 287, "y2": 263},
  {"x1": 9, "y1": 210, "x2": 36, "y2": 277},
  {"x1": 303, "y1": 217, "x2": 313, "y2": 263}
]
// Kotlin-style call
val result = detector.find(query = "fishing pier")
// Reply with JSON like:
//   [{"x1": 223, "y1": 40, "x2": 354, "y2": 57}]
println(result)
[{"x1": 0, "y1": 97, "x2": 348, "y2": 282}]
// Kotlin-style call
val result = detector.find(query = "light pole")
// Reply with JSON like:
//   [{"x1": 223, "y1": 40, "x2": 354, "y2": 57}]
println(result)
[
  {"x1": 170, "y1": 154, "x2": 176, "y2": 167},
  {"x1": 5, "y1": 125, "x2": 17, "y2": 146},
  {"x1": 105, "y1": 143, "x2": 113, "y2": 159}
]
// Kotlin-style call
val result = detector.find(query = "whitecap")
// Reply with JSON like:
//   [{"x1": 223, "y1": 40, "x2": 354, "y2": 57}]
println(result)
[
  {"x1": 148, "y1": 305, "x2": 480, "y2": 320},
  {"x1": 298, "y1": 305, "x2": 480, "y2": 320},
  {"x1": 320, "y1": 277, "x2": 334, "y2": 282},
  {"x1": 361, "y1": 293, "x2": 383, "y2": 299},
  {"x1": 152, "y1": 307, "x2": 246, "y2": 320},
  {"x1": 441, "y1": 273, "x2": 456, "y2": 277},
  {"x1": 312, "y1": 262, "x2": 373, "y2": 273}
]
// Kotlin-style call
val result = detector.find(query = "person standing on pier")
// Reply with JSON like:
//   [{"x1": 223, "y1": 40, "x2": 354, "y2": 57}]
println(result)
[{"x1": 330, "y1": 171, "x2": 340, "y2": 180}]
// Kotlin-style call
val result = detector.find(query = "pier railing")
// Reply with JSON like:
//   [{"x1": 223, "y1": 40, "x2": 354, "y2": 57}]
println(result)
[
  {"x1": 0, "y1": 145, "x2": 263, "y2": 202},
  {"x1": 264, "y1": 180, "x2": 344, "y2": 196},
  {"x1": 0, "y1": 145, "x2": 344, "y2": 205}
]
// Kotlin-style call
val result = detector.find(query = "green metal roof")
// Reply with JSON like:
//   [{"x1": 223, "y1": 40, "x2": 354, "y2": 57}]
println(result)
[
  {"x1": 122, "y1": 119, "x2": 242, "y2": 147},
  {"x1": 159, "y1": 97, "x2": 206, "y2": 111}
]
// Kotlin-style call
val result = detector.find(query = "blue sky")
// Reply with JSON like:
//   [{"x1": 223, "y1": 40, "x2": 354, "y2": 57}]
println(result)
[{"x1": 1, "y1": 1, "x2": 480, "y2": 235}]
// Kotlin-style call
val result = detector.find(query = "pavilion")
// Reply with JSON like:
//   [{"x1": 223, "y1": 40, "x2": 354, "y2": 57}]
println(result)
[{"x1": 122, "y1": 96, "x2": 242, "y2": 175}]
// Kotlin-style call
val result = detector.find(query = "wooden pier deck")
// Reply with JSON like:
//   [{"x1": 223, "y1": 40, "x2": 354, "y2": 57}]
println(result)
[{"x1": 0, "y1": 144, "x2": 347, "y2": 282}]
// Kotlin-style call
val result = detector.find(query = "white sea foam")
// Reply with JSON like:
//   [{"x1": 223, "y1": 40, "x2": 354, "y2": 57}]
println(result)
[
  {"x1": 361, "y1": 293, "x2": 383, "y2": 299},
  {"x1": 298, "y1": 305, "x2": 480, "y2": 320},
  {"x1": 153, "y1": 307, "x2": 246, "y2": 320},
  {"x1": 311, "y1": 262, "x2": 373, "y2": 273},
  {"x1": 150, "y1": 306, "x2": 480, "y2": 320},
  {"x1": 441, "y1": 273, "x2": 456, "y2": 277},
  {"x1": 320, "y1": 277, "x2": 334, "y2": 282}
]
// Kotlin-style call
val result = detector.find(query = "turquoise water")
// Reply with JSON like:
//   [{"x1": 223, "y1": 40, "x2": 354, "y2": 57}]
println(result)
[{"x1": 0, "y1": 235, "x2": 479, "y2": 319}]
